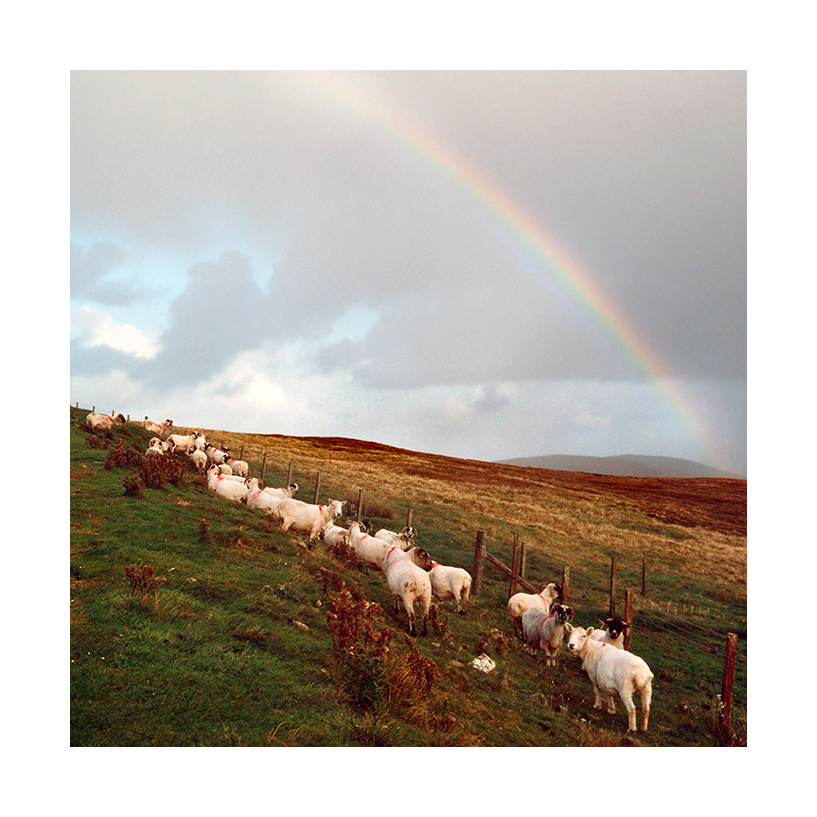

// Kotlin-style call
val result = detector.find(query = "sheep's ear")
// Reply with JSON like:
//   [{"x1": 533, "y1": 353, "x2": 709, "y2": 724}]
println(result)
[{"x1": 565, "y1": 622, "x2": 573, "y2": 633}]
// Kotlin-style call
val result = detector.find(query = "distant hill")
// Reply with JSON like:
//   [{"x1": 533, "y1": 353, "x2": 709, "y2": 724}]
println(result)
[{"x1": 495, "y1": 453, "x2": 744, "y2": 480}]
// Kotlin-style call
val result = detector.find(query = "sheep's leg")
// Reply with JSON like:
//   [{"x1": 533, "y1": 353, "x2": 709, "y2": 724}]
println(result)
[
  {"x1": 607, "y1": 695, "x2": 617, "y2": 715},
  {"x1": 592, "y1": 684, "x2": 603, "y2": 710},
  {"x1": 405, "y1": 602, "x2": 417, "y2": 636},
  {"x1": 458, "y1": 589, "x2": 468, "y2": 615},
  {"x1": 619, "y1": 692, "x2": 637, "y2": 731},
  {"x1": 639, "y1": 683, "x2": 652, "y2": 732}
]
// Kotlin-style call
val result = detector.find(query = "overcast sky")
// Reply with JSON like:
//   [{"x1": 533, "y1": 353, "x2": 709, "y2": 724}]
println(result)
[{"x1": 70, "y1": 70, "x2": 746, "y2": 474}]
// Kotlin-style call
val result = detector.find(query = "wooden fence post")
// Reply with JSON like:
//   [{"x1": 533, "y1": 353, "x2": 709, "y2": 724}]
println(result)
[
  {"x1": 609, "y1": 554, "x2": 617, "y2": 617},
  {"x1": 472, "y1": 531, "x2": 486, "y2": 595},
  {"x1": 623, "y1": 589, "x2": 633, "y2": 651},
  {"x1": 561, "y1": 566, "x2": 570, "y2": 604},
  {"x1": 260, "y1": 452, "x2": 267, "y2": 484},
  {"x1": 719, "y1": 632, "x2": 738, "y2": 741},
  {"x1": 356, "y1": 489, "x2": 363, "y2": 522},
  {"x1": 642, "y1": 554, "x2": 647, "y2": 597},
  {"x1": 313, "y1": 472, "x2": 321, "y2": 504},
  {"x1": 406, "y1": 508, "x2": 413, "y2": 528},
  {"x1": 239, "y1": 445, "x2": 244, "y2": 461},
  {"x1": 286, "y1": 462, "x2": 293, "y2": 484},
  {"x1": 520, "y1": 541, "x2": 527, "y2": 580},
  {"x1": 508, "y1": 535, "x2": 521, "y2": 598}
]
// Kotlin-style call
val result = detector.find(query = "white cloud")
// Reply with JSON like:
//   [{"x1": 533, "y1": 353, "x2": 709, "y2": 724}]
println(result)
[{"x1": 71, "y1": 306, "x2": 160, "y2": 359}]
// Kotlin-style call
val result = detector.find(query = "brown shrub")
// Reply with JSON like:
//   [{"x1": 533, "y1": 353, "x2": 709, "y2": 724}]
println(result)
[{"x1": 139, "y1": 453, "x2": 185, "y2": 489}]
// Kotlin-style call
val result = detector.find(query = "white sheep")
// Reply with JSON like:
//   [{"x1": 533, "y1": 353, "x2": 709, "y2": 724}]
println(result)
[
  {"x1": 207, "y1": 468, "x2": 248, "y2": 502},
  {"x1": 207, "y1": 471, "x2": 249, "y2": 503},
  {"x1": 143, "y1": 417, "x2": 173, "y2": 436},
  {"x1": 349, "y1": 522, "x2": 412, "y2": 573},
  {"x1": 246, "y1": 478, "x2": 285, "y2": 514},
  {"x1": 205, "y1": 443, "x2": 230, "y2": 465},
  {"x1": 323, "y1": 522, "x2": 350, "y2": 549},
  {"x1": 145, "y1": 440, "x2": 166, "y2": 457},
  {"x1": 374, "y1": 525, "x2": 416, "y2": 547},
  {"x1": 522, "y1": 603, "x2": 574, "y2": 666},
  {"x1": 86, "y1": 412, "x2": 126, "y2": 434},
  {"x1": 566, "y1": 624, "x2": 654, "y2": 732},
  {"x1": 216, "y1": 463, "x2": 233, "y2": 475},
  {"x1": 383, "y1": 543, "x2": 434, "y2": 636},
  {"x1": 508, "y1": 582, "x2": 562, "y2": 637},
  {"x1": 428, "y1": 561, "x2": 472, "y2": 614},
  {"x1": 188, "y1": 448, "x2": 208, "y2": 472},
  {"x1": 193, "y1": 431, "x2": 207, "y2": 451},
  {"x1": 165, "y1": 433, "x2": 198, "y2": 455},
  {"x1": 227, "y1": 458, "x2": 249, "y2": 478},
  {"x1": 588, "y1": 617, "x2": 630, "y2": 650},
  {"x1": 206, "y1": 465, "x2": 245, "y2": 484},
  {"x1": 277, "y1": 498, "x2": 346, "y2": 541},
  {"x1": 262, "y1": 482, "x2": 299, "y2": 500}
]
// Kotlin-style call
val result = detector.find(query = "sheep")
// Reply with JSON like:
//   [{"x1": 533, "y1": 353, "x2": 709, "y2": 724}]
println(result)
[
  {"x1": 565, "y1": 624, "x2": 654, "y2": 732},
  {"x1": 383, "y1": 543, "x2": 434, "y2": 636},
  {"x1": 349, "y1": 522, "x2": 416, "y2": 573},
  {"x1": 205, "y1": 443, "x2": 230, "y2": 465},
  {"x1": 507, "y1": 582, "x2": 562, "y2": 637},
  {"x1": 262, "y1": 482, "x2": 299, "y2": 500},
  {"x1": 145, "y1": 440, "x2": 166, "y2": 457},
  {"x1": 246, "y1": 477, "x2": 285, "y2": 514},
  {"x1": 193, "y1": 431, "x2": 207, "y2": 451},
  {"x1": 227, "y1": 459, "x2": 249, "y2": 478},
  {"x1": 323, "y1": 522, "x2": 350, "y2": 550},
  {"x1": 428, "y1": 561, "x2": 472, "y2": 614},
  {"x1": 86, "y1": 412, "x2": 126, "y2": 434},
  {"x1": 165, "y1": 433, "x2": 198, "y2": 455},
  {"x1": 206, "y1": 465, "x2": 245, "y2": 484},
  {"x1": 188, "y1": 448, "x2": 208, "y2": 472},
  {"x1": 216, "y1": 463, "x2": 233, "y2": 475},
  {"x1": 374, "y1": 525, "x2": 416, "y2": 547},
  {"x1": 205, "y1": 468, "x2": 248, "y2": 503},
  {"x1": 588, "y1": 617, "x2": 630, "y2": 650},
  {"x1": 522, "y1": 603, "x2": 574, "y2": 666},
  {"x1": 349, "y1": 521, "x2": 391, "y2": 572},
  {"x1": 143, "y1": 417, "x2": 173, "y2": 436},
  {"x1": 277, "y1": 498, "x2": 346, "y2": 541}
]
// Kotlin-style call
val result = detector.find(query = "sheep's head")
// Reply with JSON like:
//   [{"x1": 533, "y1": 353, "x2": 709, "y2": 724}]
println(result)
[
  {"x1": 554, "y1": 604, "x2": 574, "y2": 624},
  {"x1": 407, "y1": 547, "x2": 434, "y2": 571},
  {"x1": 604, "y1": 617, "x2": 629, "y2": 639},
  {"x1": 540, "y1": 582, "x2": 562, "y2": 602},
  {"x1": 566, "y1": 625, "x2": 588, "y2": 654},
  {"x1": 288, "y1": 482, "x2": 299, "y2": 495}
]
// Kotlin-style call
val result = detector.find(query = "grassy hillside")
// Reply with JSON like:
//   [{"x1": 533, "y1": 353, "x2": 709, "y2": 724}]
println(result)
[{"x1": 70, "y1": 408, "x2": 747, "y2": 746}]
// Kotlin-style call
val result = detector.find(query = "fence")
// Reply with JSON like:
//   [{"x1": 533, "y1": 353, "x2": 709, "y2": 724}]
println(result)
[{"x1": 471, "y1": 529, "x2": 745, "y2": 741}]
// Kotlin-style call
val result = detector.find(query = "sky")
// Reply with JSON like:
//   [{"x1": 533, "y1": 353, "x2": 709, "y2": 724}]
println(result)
[{"x1": 70, "y1": 70, "x2": 747, "y2": 475}]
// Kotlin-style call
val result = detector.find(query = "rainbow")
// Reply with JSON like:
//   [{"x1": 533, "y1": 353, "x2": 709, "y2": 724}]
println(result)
[{"x1": 301, "y1": 72, "x2": 730, "y2": 472}]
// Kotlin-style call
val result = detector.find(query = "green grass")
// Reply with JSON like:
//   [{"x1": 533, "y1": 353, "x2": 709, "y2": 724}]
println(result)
[{"x1": 70, "y1": 408, "x2": 746, "y2": 746}]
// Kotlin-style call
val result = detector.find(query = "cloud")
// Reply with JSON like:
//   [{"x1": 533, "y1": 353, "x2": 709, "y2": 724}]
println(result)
[
  {"x1": 71, "y1": 305, "x2": 160, "y2": 358},
  {"x1": 139, "y1": 251, "x2": 274, "y2": 389},
  {"x1": 70, "y1": 241, "x2": 154, "y2": 305}
]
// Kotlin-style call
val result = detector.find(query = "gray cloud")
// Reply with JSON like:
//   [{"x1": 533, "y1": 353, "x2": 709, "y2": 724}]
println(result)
[
  {"x1": 138, "y1": 251, "x2": 274, "y2": 389},
  {"x1": 70, "y1": 241, "x2": 150, "y2": 305}
]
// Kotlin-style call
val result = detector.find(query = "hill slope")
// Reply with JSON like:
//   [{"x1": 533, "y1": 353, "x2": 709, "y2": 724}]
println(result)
[
  {"x1": 71, "y1": 411, "x2": 747, "y2": 747},
  {"x1": 496, "y1": 453, "x2": 743, "y2": 479}
]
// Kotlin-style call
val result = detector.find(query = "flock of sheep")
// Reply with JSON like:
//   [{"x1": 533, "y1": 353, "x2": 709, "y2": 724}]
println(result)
[{"x1": 86, "y1": 411, "x2": 655, "y2": 733}]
